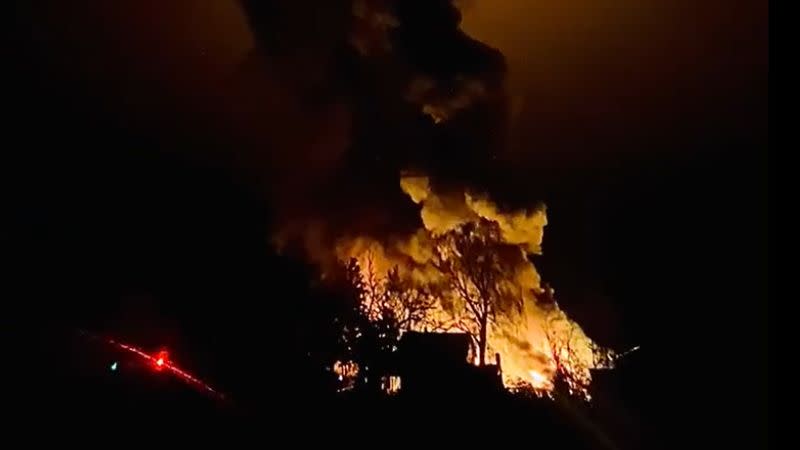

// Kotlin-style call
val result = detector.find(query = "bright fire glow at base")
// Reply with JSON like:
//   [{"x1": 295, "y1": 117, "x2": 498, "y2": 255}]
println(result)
[
  {"x1": 326, "y1": 174, "x2": 615, "y2": 400},
  {"x1": 529, "y1": 370, "x2": 547, "y2": 386}
]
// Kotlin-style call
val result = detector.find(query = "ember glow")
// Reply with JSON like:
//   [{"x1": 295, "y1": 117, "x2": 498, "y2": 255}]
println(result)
[{"x1": 333, "y1": 360, "x2": 360, "y2": 391}]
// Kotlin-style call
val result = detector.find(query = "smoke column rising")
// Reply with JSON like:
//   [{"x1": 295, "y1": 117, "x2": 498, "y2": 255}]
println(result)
[{"x1": 233, "y1": 0, "x2": 609, "y2": 392}]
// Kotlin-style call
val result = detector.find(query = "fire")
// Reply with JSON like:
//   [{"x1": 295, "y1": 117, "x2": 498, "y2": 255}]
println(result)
[
  {"x1": 333, "y1": 360, "x2": 360, "y2": 392},
  {"x1": 333, "y1": 360, "x2": 360, "y2": 380},
  {"x1": 237, "y1": 0, "x2": 613, "y2": 400},
  {"x1": 381, "y1": 375, "x2": 402, "y2": 395},
  {"x1": 332, "y1": 173, "x2": 608, "y2": 398},
  {"x1": 528, "y1": 370, "x2": 548, "y2": 387}
]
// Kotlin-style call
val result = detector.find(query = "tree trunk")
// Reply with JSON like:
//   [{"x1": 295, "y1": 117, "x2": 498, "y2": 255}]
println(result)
[{"x1": 478, "y1": 315, "x2": 488, "y2": 366}]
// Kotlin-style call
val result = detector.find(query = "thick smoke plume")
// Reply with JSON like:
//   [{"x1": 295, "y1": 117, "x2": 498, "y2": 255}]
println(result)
[
  {"x1": 238, "y1": 0, "x2": 607, "y2": 392},
  {"x1": 239, "y1": 0, "x2": 510, "y2": 238}
]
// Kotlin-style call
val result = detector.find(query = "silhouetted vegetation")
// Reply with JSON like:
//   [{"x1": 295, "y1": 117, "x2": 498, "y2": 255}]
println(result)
[{"x1": 433, "y1": 219, "x2": 525, "y2": 366}]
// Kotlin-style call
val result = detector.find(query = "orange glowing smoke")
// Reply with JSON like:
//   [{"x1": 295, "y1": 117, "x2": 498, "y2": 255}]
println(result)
[{"x1": 333, "y1": 174, "x2": 609, "y2": 398}]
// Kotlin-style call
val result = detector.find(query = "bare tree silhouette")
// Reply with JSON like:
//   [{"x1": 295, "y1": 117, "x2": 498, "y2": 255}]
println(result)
[
  {"x1": 433, "y1": 219, "x2": 523, "y2": 366},
  {"x1": 543, "y1": 310, "x2": 592, "y2": 398}
]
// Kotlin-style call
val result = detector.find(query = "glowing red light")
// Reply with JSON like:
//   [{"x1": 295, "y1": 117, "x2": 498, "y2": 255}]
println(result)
[
  {"x1": 154, "y1": 350, "x2": 169, "y2": 370},
  {"x1": 104, "y1": 337, "x2": 225, "y2": 400}
]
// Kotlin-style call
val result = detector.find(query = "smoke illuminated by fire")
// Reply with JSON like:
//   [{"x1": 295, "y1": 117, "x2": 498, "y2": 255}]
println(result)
[
  {"x1": 332, "y1": 173, "x2": 610, "y2": 398},
  {"x1": 247, "y1": 1, "x2": 615, "y2": 399}
]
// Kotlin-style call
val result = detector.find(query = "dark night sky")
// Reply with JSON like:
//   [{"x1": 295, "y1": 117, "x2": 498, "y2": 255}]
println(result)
[{"x1": 5, "y1": 1, "x2": 767, "y2": 447}]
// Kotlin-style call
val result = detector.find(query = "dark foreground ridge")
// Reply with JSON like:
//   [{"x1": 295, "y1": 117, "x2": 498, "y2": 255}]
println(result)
[{"x1": 6, "y1": 326, "x2": 619, "y2": 449}]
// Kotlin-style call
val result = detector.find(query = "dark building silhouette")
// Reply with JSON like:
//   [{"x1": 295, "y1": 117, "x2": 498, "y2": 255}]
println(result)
[{"x1": 393, "y1": 331, "x2": 503, "y2": 397}]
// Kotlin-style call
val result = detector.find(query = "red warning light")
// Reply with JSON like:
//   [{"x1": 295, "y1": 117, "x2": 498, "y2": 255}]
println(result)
[{"x1": 154, "y1": 350, "x2": 169, "y2": 370}]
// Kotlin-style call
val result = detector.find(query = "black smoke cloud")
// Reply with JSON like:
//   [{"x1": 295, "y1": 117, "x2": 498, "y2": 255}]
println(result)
[{"x1": 232, "y1": 0, "x2": 521, "y2": 252}]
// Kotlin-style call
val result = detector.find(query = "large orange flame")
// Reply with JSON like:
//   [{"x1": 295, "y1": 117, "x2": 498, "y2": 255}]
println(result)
[{"x1": 333, "y1": 174, "x2": 609, "y2": 399}]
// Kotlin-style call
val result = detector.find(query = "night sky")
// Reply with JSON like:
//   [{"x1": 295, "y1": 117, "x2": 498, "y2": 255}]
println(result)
[{"x1": 5, "y1": 1, "x2": 767, "y2": 447}]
